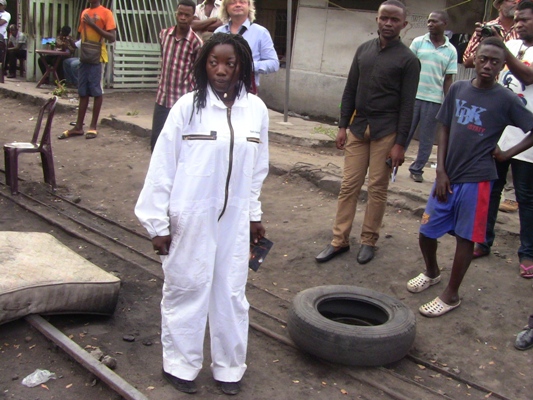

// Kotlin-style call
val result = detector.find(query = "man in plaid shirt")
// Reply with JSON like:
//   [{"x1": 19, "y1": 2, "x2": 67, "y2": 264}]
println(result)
[{"x1": 151, "y1": 0, "x2": 202, "y2": 152}]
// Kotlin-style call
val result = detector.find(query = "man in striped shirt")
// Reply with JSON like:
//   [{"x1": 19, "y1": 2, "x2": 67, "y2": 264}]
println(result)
[
  {"x1": 405, "y1": 10, "x2": 457, "y2": 183},
  {"x1": 151, "y1": 0, "x2": 202, "y2": 152}
]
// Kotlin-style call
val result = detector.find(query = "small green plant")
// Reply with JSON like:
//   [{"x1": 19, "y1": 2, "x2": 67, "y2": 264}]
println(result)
[
  {"x1": 52, "y1": 79, "x2": 67, "y2": 97},
  {"x1": 313, "y1": 125, "x2": 337, "y2": 140},
  {"x1": 127, "y1": 110, "x2": 139, "y2": 116}
]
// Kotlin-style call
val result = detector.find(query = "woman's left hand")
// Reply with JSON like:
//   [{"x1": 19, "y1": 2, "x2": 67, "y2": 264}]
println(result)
[{"x1": 250, "y1": 222, "x2": 265, "y2": 244}]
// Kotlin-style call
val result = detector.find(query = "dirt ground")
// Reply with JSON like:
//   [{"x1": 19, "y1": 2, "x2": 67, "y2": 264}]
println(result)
[{"x1": 0, "y1": 93, "x2": 532, "y2": 399}]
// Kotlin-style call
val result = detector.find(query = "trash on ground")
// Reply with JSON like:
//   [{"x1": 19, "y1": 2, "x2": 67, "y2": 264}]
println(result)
[{"x1": 21, "y1": 369, "x2": 57, "y2": 387}]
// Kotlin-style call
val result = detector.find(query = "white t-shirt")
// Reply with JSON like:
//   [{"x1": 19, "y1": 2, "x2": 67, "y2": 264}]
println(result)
[
  {"x1": 195, "y1": 0, "x2": 221, "y2": 20},
  {"x1": 0, "y1": 10, "x2": 11, "y2": 39},
  {"x1": 499, "y1": 39, "x2": 533, "y2": 164}
]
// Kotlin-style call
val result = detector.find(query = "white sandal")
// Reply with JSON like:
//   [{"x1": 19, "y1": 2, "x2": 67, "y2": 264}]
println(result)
[
  {"x1": 406, "y1": 273, "x2": 441, "y2": 293},
  {"x1": 419, "y1": 297, "x2": 461, "y2": 318}
]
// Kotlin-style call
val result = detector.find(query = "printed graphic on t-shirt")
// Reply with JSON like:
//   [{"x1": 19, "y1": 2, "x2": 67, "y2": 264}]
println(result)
[
  {"x1": 501, "y1": 69, "x2": 528, "y2": 106},
  {"x1": 454, "y1": 99, "x2": 486, "y2": 135}
]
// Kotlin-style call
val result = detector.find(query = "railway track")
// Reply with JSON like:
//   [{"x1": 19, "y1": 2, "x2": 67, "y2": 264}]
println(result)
[{"x1": 0, "y1": 175, "x2": 513, "y2": 400}]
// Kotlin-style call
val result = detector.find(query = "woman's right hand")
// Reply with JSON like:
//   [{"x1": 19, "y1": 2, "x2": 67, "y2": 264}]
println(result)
[{"x1": 152, "y1": 235, "x2": 171, "y2": 256}]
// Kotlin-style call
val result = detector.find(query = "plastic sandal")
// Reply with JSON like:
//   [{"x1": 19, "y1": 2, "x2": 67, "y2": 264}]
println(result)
[
  {"x1": 473, "y1": 244, "x2": 490, "y2": 259},
  {"x1": 85, "y1": 130, "x2": 98, "y2": 139},
  {"x1": 419, "y1": 297, "x2": 461, "y2": 318},
  {"x1": 406, "y1": 273, "x2": 441, "y2": 293},
  {"x1": 520, "y1": 264, "x2": 533, "y2": 279},
  {"x1": 58, "y1": 130, "x2": 84, "y2": 140}
]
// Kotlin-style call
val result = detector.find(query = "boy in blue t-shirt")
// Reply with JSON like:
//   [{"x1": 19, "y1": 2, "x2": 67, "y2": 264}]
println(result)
[{"x1": 406, "y1": 37, "x2": 533, "y2": 317}]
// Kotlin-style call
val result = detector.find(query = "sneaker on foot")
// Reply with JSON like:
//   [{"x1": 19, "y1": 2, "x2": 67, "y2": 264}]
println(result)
[
  {"x1": 499, "y1": 199, "x2": 518, "y2": 213},
  {"x1": 410, "y1": 173, "x2": 423, "y2": 183}
]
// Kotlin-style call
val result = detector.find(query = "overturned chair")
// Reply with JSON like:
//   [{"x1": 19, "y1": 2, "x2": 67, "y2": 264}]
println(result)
[{"x1": 4, "y1": 96, "x2": 58, "y2": 195}]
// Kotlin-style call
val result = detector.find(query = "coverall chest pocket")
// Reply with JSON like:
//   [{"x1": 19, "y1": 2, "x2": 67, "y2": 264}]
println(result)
[
  {"x1": 241, "y1": 134, "x2": 261, "y2": 178},
  {"x1": 182, "y1": 131, "x2": 217, "y2": 177}
]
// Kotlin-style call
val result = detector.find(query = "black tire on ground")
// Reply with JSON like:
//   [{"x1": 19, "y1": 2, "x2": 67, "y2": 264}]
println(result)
[{"x1": 287, "y1": 285, "x2": 416, "y2": 367}]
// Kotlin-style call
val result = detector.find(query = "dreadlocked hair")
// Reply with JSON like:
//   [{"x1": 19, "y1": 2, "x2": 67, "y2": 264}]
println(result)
[{"x1": 192, "y1": 32, "x2": 255, "y2": 111}]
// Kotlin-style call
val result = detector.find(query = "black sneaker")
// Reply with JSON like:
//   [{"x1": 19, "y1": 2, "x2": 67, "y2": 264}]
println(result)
[
  {"x1": 515, "y1": 326, "x2": 533, "y2": 350},
  {"x1": 162, "y1": 370, "x2": 197, "y2": 394},
  {"x1": 218, "y1": 381, "x2": 240, "y2": 395},
  {"x1": 410, "y1": 173, "x2": 424, "y2": 183}
]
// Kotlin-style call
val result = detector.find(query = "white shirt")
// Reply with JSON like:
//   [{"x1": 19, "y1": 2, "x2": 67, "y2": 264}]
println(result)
[
  {"x1": 195, "y1": 0, "x2": 222, "y2": 20},
  {"x1": 499, "y1": 39, "x2": 533, "y2": 163},
  {"x1": 0, "y1": 10, "x2": 11, "y2": 39}
]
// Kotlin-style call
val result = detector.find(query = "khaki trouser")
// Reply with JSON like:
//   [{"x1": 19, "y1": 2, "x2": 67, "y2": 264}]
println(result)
[{"x1": 331, "y1": 128, "x2": 396, "y2": 247}]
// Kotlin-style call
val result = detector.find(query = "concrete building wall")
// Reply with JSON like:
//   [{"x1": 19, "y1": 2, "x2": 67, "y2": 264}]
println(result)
[{"x1": 260, "y1": 0, "x2": 486, "y2": 120}]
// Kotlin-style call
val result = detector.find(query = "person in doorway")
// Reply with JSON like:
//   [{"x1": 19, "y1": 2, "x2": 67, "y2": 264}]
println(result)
[
  {"x1": 58, "y1": 0, "x2": 116, "y2": 140},
  {"x1": 135, "y1": 33, "x2": 269, "y2": 396},
  {"x1": 405, "y1": 11, "x2": 457, "y2": 183},
  {"x1": 473, "y1": 0, "x2": 533, "y2": 278},
  {"x1": 315, "y1": 0, "x2": 420, "y2": 265},
  {"x1": 150, "y1": 0, "x2": 202, "y2": 152},
  {"x1": 215, "y1": 0, "x2": 279, "y2": 92},
  {"x1": 37, "y1": 26, "x2": 77, "y2": 83},
  {"x1": 406, "y1": 38, "x2": 533, "y2": 317},
  {"x1": 192, "y1": 0, "x2": 223, "y2": 41},
  {"x1": 0, "y1": 0, "x2": 10, "y2": 41},
  {"x1": 6, "y1": 25, "x2": 26, "y2": 79}
]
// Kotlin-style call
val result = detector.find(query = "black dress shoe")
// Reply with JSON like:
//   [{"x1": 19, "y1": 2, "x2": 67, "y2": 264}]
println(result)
[
  {"x1": 218, "y1": 381, "x2": 240, "y2": 395},
  {"x1": 357, "y1": 244, "x2": 375, "y2": 264},
  {"x1": 315, "y1": 244, "x2": 350, "y2": 263},
  {"x1": 515, "y1": 326, "x2": 533, "y2": 350},
  {"x1": 162, "y1": 370, "x2": 197, "y2": 394}
]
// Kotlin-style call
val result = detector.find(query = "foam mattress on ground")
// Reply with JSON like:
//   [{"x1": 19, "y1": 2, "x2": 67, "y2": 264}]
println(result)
[{"x1": 0, "y1": 231, "x2": 121, "y2": 325}]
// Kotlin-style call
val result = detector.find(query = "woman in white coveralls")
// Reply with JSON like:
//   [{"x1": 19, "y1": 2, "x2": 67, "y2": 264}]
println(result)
[{"x1": 135, "y1": 32, "x2": 269, "y2": 396}]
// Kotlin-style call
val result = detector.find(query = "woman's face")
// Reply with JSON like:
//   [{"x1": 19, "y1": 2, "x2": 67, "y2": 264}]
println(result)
[{"x1": 206, "y1": 43, "x2": 241, "y2": 97}]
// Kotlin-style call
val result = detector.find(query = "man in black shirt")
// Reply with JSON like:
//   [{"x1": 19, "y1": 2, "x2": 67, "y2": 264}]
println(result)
[{"x1": 316, "y1": 0, "x2": 420, "y2": 265}]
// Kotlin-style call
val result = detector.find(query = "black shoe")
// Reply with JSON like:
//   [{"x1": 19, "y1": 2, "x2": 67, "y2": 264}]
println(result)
[
  {"x1": 410, "y1": 173, "x2": 424, "y2": 183},
  {"x1": 357, "y1": 244, "x2": 375, "y2": 264},
  {"x1": 162, "y1": 370, "x2": 197, "y2": 394},
  {"x1": 218, "y1": 381, "x2": 240, "y2": 395},
  {"x1": 515, "y1": 326, "x2": 533, "y2": 350},
  {"x1": 7, "y1": 74, "x2": 16, "y2": 79},
  {"x1": 315, "y1": 244, "x2": 350, "y2": 263}
]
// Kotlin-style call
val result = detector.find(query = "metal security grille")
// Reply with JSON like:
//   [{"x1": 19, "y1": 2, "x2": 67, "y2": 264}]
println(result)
[
  {"x1": 23, "y1": 0, "x2": 77, "y2": 79},
  {"x1": 112, "y1": 0, "x2": 176, "y2": 89},
  {"x1": 24, "y1": 0, "x2": 175, "y2": 88}
]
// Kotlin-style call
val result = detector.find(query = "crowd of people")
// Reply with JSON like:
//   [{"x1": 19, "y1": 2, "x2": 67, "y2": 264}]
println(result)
[
  {"x1": 4, "y1": 0, "x2": 533, "y2": 395},
  {"x1": 314, "y1": 0, "x2": 533, "y2": 355},
  {"x1": 137, "y1": 0, "x2": 533, "y2": 396}
]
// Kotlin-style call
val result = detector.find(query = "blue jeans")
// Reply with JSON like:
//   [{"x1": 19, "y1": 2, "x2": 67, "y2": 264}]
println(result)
[
  {"x1": 405, "y1": 99, "x2": 441, "y2": 175},
  {"x1": 480, "y1": 158, "x2": 533, "y2": 262},
  {"x1": 63, "y1": 57, "x2": 80, "y2": 87}
]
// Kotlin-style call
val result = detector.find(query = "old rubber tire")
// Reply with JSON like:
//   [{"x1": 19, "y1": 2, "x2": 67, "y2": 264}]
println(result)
[{"x1": 287, "y1": 285, "x2": 416, "y2": 366}]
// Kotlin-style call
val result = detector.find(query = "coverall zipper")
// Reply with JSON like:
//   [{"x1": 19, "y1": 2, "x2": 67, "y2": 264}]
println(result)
[{"x1": 218, "y1": 107, "x2": 234, "y2": 221}]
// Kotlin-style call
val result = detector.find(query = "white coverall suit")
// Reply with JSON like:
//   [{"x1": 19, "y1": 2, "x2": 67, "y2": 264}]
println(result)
[{"x1": 135, "y1": 86, "x2": 269, "y2": 383}]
